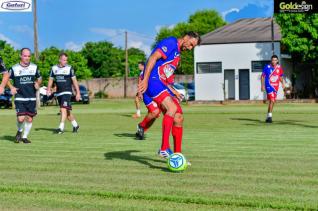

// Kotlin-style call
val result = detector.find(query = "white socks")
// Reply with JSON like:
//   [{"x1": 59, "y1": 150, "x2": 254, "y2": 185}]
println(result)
[
  {"x1": 17, "y1": 121, "x2": 24, "y2": 132},
  {"x1": 267, "y1": 113, "x2": 272, "y2": 118},
  {"x1": 71, "y1": 120, "x2": 78, "y2": 128},
  {"x1": 136, "y1": 109, "x2": 141, "y2": 116},
  {"x1": 22, "y1": 122, "x2": 32, "y2": 139},
  {"x1": 59, "y1": 122, "x2": 65, "y2": 131}
]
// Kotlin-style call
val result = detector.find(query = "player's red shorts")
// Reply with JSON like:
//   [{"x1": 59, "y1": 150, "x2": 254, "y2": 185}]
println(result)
[
  {"x1": 159, "y1": 96, "x2": 183, "y2": 114},
  {"x1": 267, "y1": 92, "x2": 277, "y2": 102},
  {"x1": 146, "y1": 101, "x2": 160, "y2": 113}
]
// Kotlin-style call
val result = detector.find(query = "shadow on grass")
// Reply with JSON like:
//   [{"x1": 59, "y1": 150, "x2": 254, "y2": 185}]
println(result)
[
  {"x1": 113, "y1": 133, "x2": 146, "y2": 140},
  {"x1": 35, "y1": 128, "x2": 56, "y2": 132},
  {"x1": 104, "y1": 150, "x2": 169, "y2": 172},
  {"x1": 0, "y1": 135, "x2": 15, "y2": 142},
  {"x1": 231, "y1": 118, "x2": 318, "y2": 128},
  {"x1": 119, "y1": 114, "x2": 134, "y2": 118}
]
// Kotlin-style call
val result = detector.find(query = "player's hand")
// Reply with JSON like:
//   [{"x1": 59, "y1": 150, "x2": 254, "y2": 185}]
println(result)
[
  {"x1": 34, "y1": 82, "x2": 40, "y2": 90},
  {"x1": 75, "y1": 93, "x2": 81, "y2": 102},
  {"x1": 138, "y1": 80, "x2": 148, "y2": 94},
  {"x1": 46, "y1": 89, "x2": 51, "y2": 96},
  {"x1": 175, "y1": 92, "x2": 184, "y2": 102},
  {"x1": 138, "y1": 92, "x2": 143, "y2": 101},
  {"x1": 10, "y1": 87, "x2": 18, "y2": 95},
  {"x1": 261, "y1": 86, "x2": 265, "y2": 92},
  {"x1": 0, "y1": 86, "x2": 4, "y2": 95}
]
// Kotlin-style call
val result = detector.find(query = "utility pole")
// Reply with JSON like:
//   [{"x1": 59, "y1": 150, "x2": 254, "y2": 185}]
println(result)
[
  {"x1": 271, "y1": 17, "x2": 275, "y2": 55},
  {"x1": 33, "y1": 0, "x2": 39, "y2": 60},
  {"x1": 124, "y1": 31, "x2": 128, "y2": 98},
  {"x1": 33, "y1": 0, "x2": 40, "y2": 108}
]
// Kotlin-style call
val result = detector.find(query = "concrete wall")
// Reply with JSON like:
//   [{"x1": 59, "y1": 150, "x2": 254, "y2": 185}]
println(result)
[
  {"x1": 79, "y1": 75, "x2": 194, "y2": 98},
  {"x1": 194, "y1": 42, "x2": 287, "y2": 101}
]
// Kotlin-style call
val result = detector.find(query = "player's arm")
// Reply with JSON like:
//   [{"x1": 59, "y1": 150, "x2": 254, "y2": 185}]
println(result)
[
  {"x1": 71, "y1": 76, "x2": 81, "y2": 101},
  {"x1": 47, "y1": 77, "x2": 54, "y2": 96},
  {"x1": 7, "y1": 80, "x2": 18, "y2": 95},
  {"x1": 138, "y1": 51, "x2": 162, "y2": 93},
  {"x1": 280, "y1": 77, "x2": 285, "y2": 89},
  {"x1": 0, "y1": 72, "x2": 9, "y2": 94},
  {"x1": 261, "y1": 75, "x2": 265, "y2": 92},
  {"x1": 167, "y1": 84, "x2": 183, "y2": 102}
]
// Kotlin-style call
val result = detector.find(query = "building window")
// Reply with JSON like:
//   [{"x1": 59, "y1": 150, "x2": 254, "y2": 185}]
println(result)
[
  {"x1": 251, "y1": 61, "x2": 270, "y2": 72},
  {"x1": 197, "y1": 62, "x2": 222, "y2": 74}
]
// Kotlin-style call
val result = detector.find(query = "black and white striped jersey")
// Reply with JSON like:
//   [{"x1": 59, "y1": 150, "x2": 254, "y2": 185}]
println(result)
[
  {"x1": 9, "y1": 63, "x2": 41, "y2": 101},
  {"x1": 49, "y1": 64, "x2": 75, "y2": 96},
  {"x1": 0, "y1": 57, "x2": 7, "y2": 74}
]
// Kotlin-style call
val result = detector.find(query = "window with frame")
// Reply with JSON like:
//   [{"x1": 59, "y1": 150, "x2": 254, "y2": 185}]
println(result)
[
  {"x1": 197, "y1": 62, "x2": 222, "y2": 74},
  {"x1": 251, "y1": 61, "x2": 270, "y2": 72}
]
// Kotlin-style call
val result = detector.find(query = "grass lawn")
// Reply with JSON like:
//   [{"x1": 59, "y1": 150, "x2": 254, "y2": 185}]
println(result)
[{"x1": 0, "y1": 99, "x2": 318, "y2": 210}]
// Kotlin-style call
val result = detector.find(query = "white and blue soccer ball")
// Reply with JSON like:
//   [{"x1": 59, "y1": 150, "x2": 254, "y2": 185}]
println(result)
[{"x1": 167, "y1": 153, "x2": 187, "y2": 172}]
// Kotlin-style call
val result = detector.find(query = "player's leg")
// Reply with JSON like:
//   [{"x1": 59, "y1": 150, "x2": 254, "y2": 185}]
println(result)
[
  {"x1": 171, "y1": 98, "x2": 183, "y2": 153},
  {"x1": 15, "y1": 115, "x2": 25, "y2": 143},
  {"x1": 136, "y1": 105, "x2": 160, "y2": 140},
  {"x1": 158, "y1": 96, "x2": 177, "y2": 157},
  {"x1": 266, "y1": 92, "x2": 276, "y2": 123},
  {"x1": 132, "y1": 94, "x2": 141, "y2": 118},
  {"x1": 57, "y1": 107, "x2": 67, "y2": 133},
  {"x1": 67, "y1": 110, "x2": 79, "y2": 133},
  {"x1": 21, "y1": 115, "x2": 33, "y2": 144}
]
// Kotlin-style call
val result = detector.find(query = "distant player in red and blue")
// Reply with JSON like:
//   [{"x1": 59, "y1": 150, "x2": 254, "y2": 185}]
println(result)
[
  {"x1": 261, "y1": 55, "x2": 285, "y2": 123},
  {"x1": 138, "y1": 32, "x2": 200, "y2": 159}
]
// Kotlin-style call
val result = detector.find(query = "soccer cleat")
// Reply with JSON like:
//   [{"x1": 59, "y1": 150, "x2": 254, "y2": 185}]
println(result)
[
  {"x1": 158, "y1": 148, "x2": 173, "y2": 159},
  {"x1": 135, "y1": 124, "x2": 144, "y2": 140},
  {"x1": 265, "y1": 117, "x2": 272, "y2": 123},
  {"x1": 73, "y1": 125, "x2": 80, "y2": 133},
  {"x1": 21, "y1": 138, "x2": 31, "y2": 144},
  {"x1": 15, "y1": 131, "x2": 22, "y2": 143},
  {"x1": 55, "y1": 128, "x2": 64, "y2": 134}
]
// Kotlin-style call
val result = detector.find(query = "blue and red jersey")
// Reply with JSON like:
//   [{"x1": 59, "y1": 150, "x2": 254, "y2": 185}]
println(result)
[
  {"x1": 262, "y1": 64, "x2": 284, "y2": 93},
  {"x1": 148, "y1": 36, "x2": 180, "y2": 86}
]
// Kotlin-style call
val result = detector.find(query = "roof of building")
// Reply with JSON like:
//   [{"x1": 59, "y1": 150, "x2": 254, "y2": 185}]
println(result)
[{"x1": 200, "y1": 18, "x2": 281, "y2": 45}]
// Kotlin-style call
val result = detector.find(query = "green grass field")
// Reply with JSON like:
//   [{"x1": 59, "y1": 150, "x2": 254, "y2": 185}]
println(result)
[{"x1": 0, "y1": 100, "x2": 318, "y2": 210}]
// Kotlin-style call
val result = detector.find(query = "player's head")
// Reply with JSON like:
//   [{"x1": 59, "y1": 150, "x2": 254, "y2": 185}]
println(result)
[
  {"x1": 20, "y1": 48, "x2": 31, "y2": 65},
  {"x1": 180, "y1": 31, "x2": 201, "y2": 51},
  {"x1": 59, "y1": 52, "x2": 68, "y2": 66},
  {"x1": 271, "y1": 55, "x2": 279, "y2": 66},
  {"x1": 138, "y1": 61, "x2": 145, "y2": 71}
]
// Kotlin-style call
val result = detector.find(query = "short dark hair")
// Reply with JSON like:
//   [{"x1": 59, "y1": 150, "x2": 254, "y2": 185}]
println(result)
[
  {"x1": 59, "y1": 52, "x2": 68, "y2": 58},
  {"x1": 138, "y1": 61, "x2": 145, "y2": 66},
  {"x1": 184, "y1": 31, "x2": 201, "y2": 45},
  {"x1": 20, "y1": 47, "x2": 31, "y2": 55},
  {"x1": 271, "y1": 55, "x2": 278, "y2": 59}
]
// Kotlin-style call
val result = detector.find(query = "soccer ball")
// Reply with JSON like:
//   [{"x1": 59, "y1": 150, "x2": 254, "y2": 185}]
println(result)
[{"x1": 167, "y1": 153, "x2": 187, "y2": 172}]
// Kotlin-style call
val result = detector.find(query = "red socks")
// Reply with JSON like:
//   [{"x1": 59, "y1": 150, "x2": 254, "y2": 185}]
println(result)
[
  {"x1": 161, "y1": 114, "x2": 174, "y2": 150},
  {"x1": 172, "y1": 126, "x2": 183, "y2": 153}
]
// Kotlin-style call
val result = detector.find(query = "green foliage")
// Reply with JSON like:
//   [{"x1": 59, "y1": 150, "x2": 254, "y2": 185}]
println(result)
[
  {"x1": 275, "y1": 13, "x2": 318, "y2": 62},
  {"x1": 155, "y1": 9, "x2": 226, "y2": 74},
  {"x1": 81, "y1": 41, "x2": 146, "y2": 78},
  {"x1": 0, "y1": 41, "x2": 20, "y2": 69},
  {"x1": 127, "y1": 48, "x2": 146, "y2": 77}
]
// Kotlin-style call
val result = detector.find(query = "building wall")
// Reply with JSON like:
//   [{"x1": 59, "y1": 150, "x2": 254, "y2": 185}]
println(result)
[
  {"x1": 194, "y1": 42, "x2": 284, "y2": 101},
  {"x1": 79, "y1": 75, "x2": 194, "y2": 98}
]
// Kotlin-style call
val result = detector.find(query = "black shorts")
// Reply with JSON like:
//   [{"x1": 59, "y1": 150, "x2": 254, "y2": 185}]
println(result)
[
  {"x1": 15, "y1": 101, "x2": 37, "y2": 117},
  {"x1": 57, "y1": 94, "x2": 72, "y2": 110}
]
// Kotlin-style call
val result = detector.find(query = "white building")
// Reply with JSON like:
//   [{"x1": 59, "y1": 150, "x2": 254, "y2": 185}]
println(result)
[{"x1": 194, "y1": 18, "x2": 293, "y2": 101}]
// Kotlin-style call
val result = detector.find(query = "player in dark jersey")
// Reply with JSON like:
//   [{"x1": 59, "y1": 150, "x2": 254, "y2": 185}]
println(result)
[
  {"x1": 47, "y1": 52, "x2": 80, "y2": 134},
  {"x1": 0, "y1": 57, "x2": 9, "y2": 94},
  {"x1": 139, "y1": 32, "x2": 200, "y2": 158},
  {"x1": 7, "y1": 48, "x2": 42, "y2": 144},
  {"x1": 132, "y1": 61, "x2": 145, "y2": 119}
]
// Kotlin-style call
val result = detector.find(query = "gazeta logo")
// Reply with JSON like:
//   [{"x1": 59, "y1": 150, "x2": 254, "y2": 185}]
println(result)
[
  {"x1": 0, "y1": 0, "x2": 31, "y2": 12},
  {"x1": 279, "y1": 1, "x2": 313, "y2": 12}
]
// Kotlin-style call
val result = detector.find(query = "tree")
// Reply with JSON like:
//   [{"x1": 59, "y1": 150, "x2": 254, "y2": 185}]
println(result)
[
  {"x1": 0, "y1": 41, "x2": 20, "y2": 69},
  {"x1": 275, "y1": 14, "x2": 318, "y2": 95},
  {"x1": 155, "y1": 9, "x2": 226, "y2": 74},
  {"x1": 127, "y1": 48, "x2": 146, "y2": 77},
  {"x1": 36, "y1": 47, "x2": 91, "y2": 85}
]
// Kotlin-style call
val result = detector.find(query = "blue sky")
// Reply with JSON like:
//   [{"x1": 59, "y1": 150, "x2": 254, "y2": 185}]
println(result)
[{"x1": 0, "y1": 0, "x2": 273, "y2": 55}]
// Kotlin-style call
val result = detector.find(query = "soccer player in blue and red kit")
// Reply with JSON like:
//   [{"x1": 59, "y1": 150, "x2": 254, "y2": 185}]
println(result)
[
  {"x1": 261, "y1": 55, "x2": 285, "y2": 123},
  {"x1": 138, "y1": 32, "x2": 200, "y2": 158}
]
